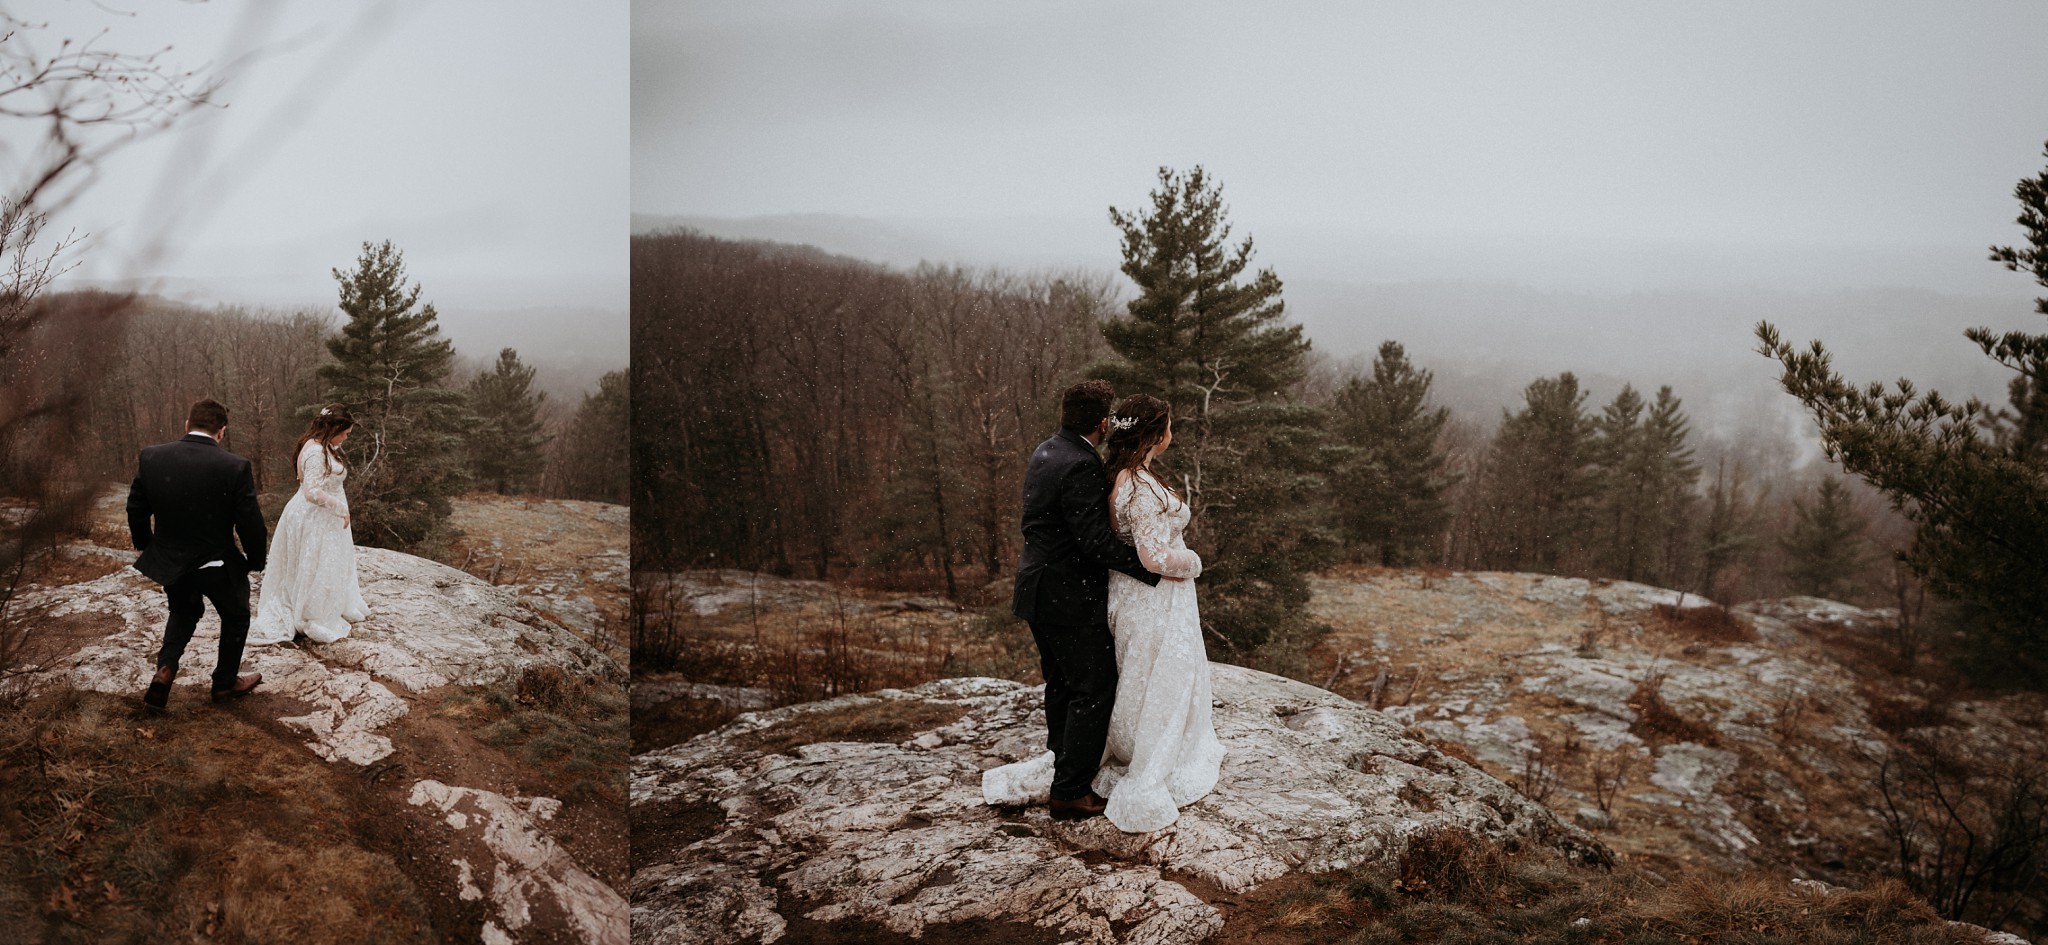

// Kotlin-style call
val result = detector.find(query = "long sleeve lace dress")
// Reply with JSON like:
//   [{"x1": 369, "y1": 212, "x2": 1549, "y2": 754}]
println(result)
[
  {"x1": 1091, "y1": 468, "x2": 1225, "y2": 832},
  {"x1": 248, "y1": 441, "x2": 368, "y2": 645}
]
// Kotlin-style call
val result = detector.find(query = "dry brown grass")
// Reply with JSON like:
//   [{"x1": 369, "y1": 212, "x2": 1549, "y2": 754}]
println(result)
[
  {"x1": 1395, "y1": 827, "x2": 1519, "y2": 902},
  {"x1": 1858, "y1": 679, "x2": 1958, "y2": 736},
  {"x1": 630, "y1": 694, "x2": 745, "y2": 754},
  {"x1": 1268, "y1": 869, "x2": 1396, "y2": 932},
  {"x1": 433, "y1": 666, "x2": 629, "y2": 806},
  {"x1": 1638, "y1": 875, "x2": 1967, "y2": 944},
  {"x1": 443, "y1": 493, "x2": 629, "y2": 658},
  {"x1": 0, "y1": 689, "x2": 435, "y2": 944},
  {"x1": 1627, "y1": 673, "x2": 1720, "y2": 747},
  {"x1": 632, "y1": 572, "x2": 1024, "y2": 707},
  {"x1": 16, "y1": 550, "x2": 128, "y2": 589},
  {"x1": 1241, "y1": 829, "x2": 1986, "y2": 945},
  {"x1": 740, "y1": 699, "x2": 971, "y2": 756},
  {"x1": 1652, "y1": 601, "x2": 1756, "y2": 645}
]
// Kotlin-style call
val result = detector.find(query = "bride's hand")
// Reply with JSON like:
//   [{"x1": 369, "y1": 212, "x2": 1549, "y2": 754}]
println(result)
[{"x1": 341, "y1": 514, "x2": 350, "y2": 530}]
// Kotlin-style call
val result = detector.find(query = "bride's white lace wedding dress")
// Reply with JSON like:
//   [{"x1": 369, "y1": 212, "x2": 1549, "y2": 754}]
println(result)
[
  {"x1": 249, "y1": 441, "x2": 368, "y2": 645},
  {"x1": 1093, "y1": 468, "x2": 1224, "y2": 832},
  {"x1": 981, "y1": 467, "x2": 1224, "y2": 833}
]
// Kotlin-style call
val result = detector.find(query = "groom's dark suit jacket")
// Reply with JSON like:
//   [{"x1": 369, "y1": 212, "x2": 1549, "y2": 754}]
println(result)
[
  {"x1": 1013, "y1": 428, "x2": 1159, "y2": 625},
  {"x1": 125, "y1": 433, "x2": 268, "y2": 587}
]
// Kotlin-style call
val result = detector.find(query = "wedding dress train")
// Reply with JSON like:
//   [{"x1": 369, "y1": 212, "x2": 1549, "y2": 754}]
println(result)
[
  {"x1": 1092, "y1": 469, "x2": 1223, "y2": 832},
  {"x1": 981, "y1": 468, "x2": 1224, "y2": 832},
  {"x1": 248, "y1": 441, "x2": 367, "y2": 645}
]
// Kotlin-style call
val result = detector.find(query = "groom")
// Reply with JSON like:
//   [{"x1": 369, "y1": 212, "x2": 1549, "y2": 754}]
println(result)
[
  {"x1": 1014, "y1": 380, "x2": 1163, "y2": 820},
  {"x1": 126, "y1": 399, "x2": 267, "y2": 710}
]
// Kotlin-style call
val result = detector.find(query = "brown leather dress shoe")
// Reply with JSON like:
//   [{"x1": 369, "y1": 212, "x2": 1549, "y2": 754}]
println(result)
[
  {"x1": 1048, "y1": 791, "x2": 1108, "y2": 821},
  {"x1": 210, "y1": 673, "x2": 262, "y2": 703},
  {"x1": 143, "y1": 666, "x2": 175, "y2": 710}
]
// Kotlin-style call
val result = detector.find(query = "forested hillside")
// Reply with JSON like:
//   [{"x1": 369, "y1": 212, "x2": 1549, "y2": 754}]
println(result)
[{"x1": 634, "y1": 232, "x2": 1910, "y2": 621}]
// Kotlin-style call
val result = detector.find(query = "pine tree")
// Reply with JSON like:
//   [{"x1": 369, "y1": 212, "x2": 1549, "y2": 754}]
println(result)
[
  {"x1": 1101, "y1": 166, "x2": 1309, "y2": 508},
  {"x1": 1779, "y1": 476, "x2": 1871, "y2": 601},
  {"x1": 1473, "y1": 373, "x2": 1598, "y2": 573},
  {"x1": 466, "y1": 348, "x2": 548, "y2": 494},
  {"x1": 1591, "y1": 385, "x2": 1700, "y2": 585},
  {"x1": 1642, "y1": 388, "x2": 1702, "y2": 585},
  {"x1": 1758, "y1": 140, "x2": 2048, "y2": 685},
  {"x1": 319, "y1": 240, "x2": 469, "y2": 550},
  {"x1": 1591, "y1": 384, "x2": 1649, "y2": 578},
  {"x1": 1098, "y1": 166, "x2": 1337, "y2": 669},
  {"x1": 558, "y1": 369, "x2": 627, "y2": 504},
  {"x1": 1330, "y1": 341, "x2": 1457, "y2": 565}
]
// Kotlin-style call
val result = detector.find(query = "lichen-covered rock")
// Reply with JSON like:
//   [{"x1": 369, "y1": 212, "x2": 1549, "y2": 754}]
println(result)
[
  {"x1": 18, "y1": 546, "x2": 620, "y2": 763},
  {"x1": 632, "y1": 663, "x2": 1611, "y2": 945},
  {"x1": 409, "y1": 780, "x2": 629, "y2": 945},
  {"x1": 18, "y1": 516, "x2": 629, "y2": 945}
]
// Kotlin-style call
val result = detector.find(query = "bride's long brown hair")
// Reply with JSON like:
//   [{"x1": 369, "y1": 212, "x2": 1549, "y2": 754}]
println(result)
[
  {"x1": 1100, "y1": 394, "x2": 1179, "y2": 527},
  {"x1": 294, "y1": 403, "x2": 354, "y2": 477}
]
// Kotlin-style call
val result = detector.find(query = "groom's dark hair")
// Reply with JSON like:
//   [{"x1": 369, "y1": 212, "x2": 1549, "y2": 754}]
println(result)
[
  {"x1": 1059, "y1": 380, "x2": 1116, "y2": 434},
  {"x1": 186, "y1": 399, "x2": 229, "y2": 434}
]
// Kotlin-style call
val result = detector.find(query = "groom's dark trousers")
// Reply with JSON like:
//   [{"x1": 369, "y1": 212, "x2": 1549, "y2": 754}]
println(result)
[
  {"x1": 160, "y1": 567, "x2": 254, "y2": 692},
  {"x1": 1013, "y1": 428, "x2": 1159, "y2": 801},
  {"x1": 127, "y1": 432, "x2": 267, "y2": 692}
]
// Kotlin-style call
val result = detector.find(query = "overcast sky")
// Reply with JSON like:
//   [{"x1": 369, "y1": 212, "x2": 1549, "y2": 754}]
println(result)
[
  {"x1": 635, "y1": 1, "x2": 2048, "y2": 295},
  {"x1": 12, "y1": 0, "x2": 626, "y2": 316}
]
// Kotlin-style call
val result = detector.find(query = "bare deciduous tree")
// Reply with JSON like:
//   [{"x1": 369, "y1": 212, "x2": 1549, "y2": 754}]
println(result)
[{"x1": 0, "y1": 8, "x2": 224, "y2": 686}]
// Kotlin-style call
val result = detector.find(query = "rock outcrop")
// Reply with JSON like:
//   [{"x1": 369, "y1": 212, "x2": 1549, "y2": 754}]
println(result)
[
  {"x1": 1309, "y1": 569, "x2": 2048, "y2": 889},
  {"x1": 14, "y1": 542, "x2": 628, "y2": 945},
  {"x1": 25, "y1": 545, "x2": 618, "y2": 764},
  {"x1": 633, "y1": 662, "x2": 1611, "y2": 945}
]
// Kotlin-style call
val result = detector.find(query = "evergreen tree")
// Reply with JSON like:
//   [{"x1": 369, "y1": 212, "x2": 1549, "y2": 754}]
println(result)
[
  {"x1": 1098, "y1": 166, "x2": 1337, "y2": 670},
  {"x1": 319, "y1": 240, "x2": 469, "y2": 550},
  {"x1": 1590, "y1": 384, "x2": 1648, "y2": 577},
  {"x1": 1330, "y1": 341, "x2": 1457, "y2": 565},
  {"x1": 1758, "y1": 140, "x2": 2048, "y2": 685},
  {"x1": 1778, "y1": 476, "x2": 1871, "y2": 601},
  {"x1": 559, "y1": 369, "x2": 627, "y2": 504},
  {"x1": 466, "y1": 347, "x2": 548, "y2": 494},
  {"x1": 1591, "y1": 385, "x2": 1700, "y2": 584},
  {"x1": 1473, "y1": 373, "x2": 1597, "y2": 573},
  {"x1": 1642, "y1": 388, "x2": 1702, "y2": 584},
  {"x1": 1100, "y1": 166, "x2": 1309, "y2": 507}
]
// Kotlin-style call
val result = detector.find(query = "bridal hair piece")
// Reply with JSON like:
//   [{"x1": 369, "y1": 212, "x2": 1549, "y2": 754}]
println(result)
[
  {"x1": 1101, "y1": 394, "x2": 1180, "y2": 520},
  {"x1": 296, "y1": 403, "x2": 356, "y2": 477}
]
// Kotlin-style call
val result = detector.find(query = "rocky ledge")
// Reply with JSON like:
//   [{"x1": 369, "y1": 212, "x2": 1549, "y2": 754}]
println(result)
[
  {"x1": 13, "y1": 543, "x2": 628, "y2": 945},
  {"x1": 632, "y1": 662, "x2": 1612, "y2": 945}
]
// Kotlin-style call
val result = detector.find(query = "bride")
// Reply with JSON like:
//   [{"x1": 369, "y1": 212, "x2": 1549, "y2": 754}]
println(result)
[
  {"x1": 1091, "y1": 394, "x2": 1225, "y2": 832},
  {"x1": 249, "y1": 403, "x2": 369, "y2": 645}
]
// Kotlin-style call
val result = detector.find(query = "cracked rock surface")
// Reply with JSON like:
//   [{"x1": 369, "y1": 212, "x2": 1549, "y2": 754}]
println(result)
[
  {"x1": 15, "y1": 541, "x2": 627, "y2": 945},
  {"x1": 632, "y1": 662, "x2": 1610, "y2": 945},
  {"x1": 25, "y1": 546, "x2": 617, "y2": 762}
]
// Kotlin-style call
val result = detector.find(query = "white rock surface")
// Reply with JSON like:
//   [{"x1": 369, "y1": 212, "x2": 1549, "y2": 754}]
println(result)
[
  {"x1": 632, "y1": 663, "x2": 1611, "y2": 945},
  {"x1": 408, "y1": 779, "x2": 629, "y2": 945},
  {"x1": 1350, "y1": 577, "x2": 1908, "y2": 873},
  {"x1": 20, "y1": 532, "x2": 629, "y2": 945},
  {"x1": 18, "y1": 546, "x2": 619, "y2": 763}
]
